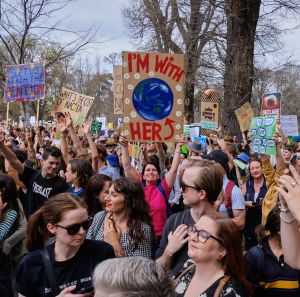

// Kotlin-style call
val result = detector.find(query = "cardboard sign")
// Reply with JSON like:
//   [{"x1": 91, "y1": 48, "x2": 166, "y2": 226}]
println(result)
[
  {"x1": 250, "y1": 116, "x2": 278, "y2": 155},
  {"x1": 90, "y1": 121, "x2": 102, "y2": 135},
  {"x1": 55, "y1": 87, "x2": 95, "y2": 126},
  {"x1": 261, "y1": 93, "x2": 281, "y2": 116},
  {"x1": 235, "y1": 102, "x2": 254, "y2": 132},
  {"x1": 201, "y1": 101, "x2": 219, "y2": 123},
  {"x1": 4, "y1": 63, "x2": 45, "y2": 102},
  {"x1": 280, "y1": 115, "x2": 299, "y2": 136},
  {"x1": 122, "y1": 51, "x2": 185, "y2": 142},
  {"x1": 113, "y1": 66, "x2": 123, "y2": 115}
]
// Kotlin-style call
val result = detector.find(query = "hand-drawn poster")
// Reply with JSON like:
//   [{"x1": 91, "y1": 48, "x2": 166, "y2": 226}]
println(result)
[
  {"x1": 235, "y1": 102, "x2": 254, "y2": 132},
  {"x1": 280, "y1": 115, "x2": 299, "y2": 136},
  {"x1": 261, "y1": 93, "x2": 281, "y2": 116},
  {"x1": 113, "y1": 66, "x2": 123, "y2": 115},
  {"x1": 250, "y1": 116, "x2": 278, "y2": 155},
  {"x1": 4, "y1": 63, "x2": 45, "y2": 102},
  {"x1": 201, "y1": 101, "x2": 219, "y2": 123},
  {"x1": 55, "y1": 87, "x2": 95, "y2": 126},
  {"x1": 122, "y1": 51, "x2": 185, "y2": 142},
  {"x1": 90, "y1": 121, "x2": 102, "y2": 135}
]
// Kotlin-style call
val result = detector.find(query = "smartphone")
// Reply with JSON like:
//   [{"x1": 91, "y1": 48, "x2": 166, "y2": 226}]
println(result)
[{"x1": 72, "y1": 285, "x2": 94, "y2": 294}]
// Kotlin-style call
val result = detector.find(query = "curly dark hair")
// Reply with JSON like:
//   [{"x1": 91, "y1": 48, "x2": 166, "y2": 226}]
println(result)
[
  {"x1": 112, "y1": 178, "x2": 153, "y2": 247},
  {"x1": 69, "y1": 159, "x2": 94, "y2": 188}
]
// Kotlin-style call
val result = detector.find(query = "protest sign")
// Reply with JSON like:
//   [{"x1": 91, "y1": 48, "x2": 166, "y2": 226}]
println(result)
[
  {"x1": 96, "y1": 117, "x2": 107, "y2": 130},
  {"x1": 200, "y1": 120, "x2": 217, "y2": 131},
  {"x1": 55, "y1": 87, "x2": 95, "y2": 126},
  {"x1": 261, "y1": 93, "x2": 281, "y2": 116},
  {"x1": 4, "y1": 63, "x2": 45, "y2": 102},
  {"x1": 250, "y1": 116, "x2": 278, "y2": 155},
  {"x1": 201, "y1": 101, "x2": 219, "y2": 123},
  {"x1": 235, "y1": 102, "x2": 254, "y2": 132},
  {"x1": 90, "y1": 121, "x2": 102, "y2": 135},
  {"x1": 122, "y1": 51, "x2": 185, "y2": 142},
  {"x1": 194, "y1": 136, "x2": 207, "y2": 149},
  {"x1": 280, "y1": 115, "x2": 299, "y2": 136},
  {"x1": 113, "y1": 66, "x2": 123, "y2": 115}
]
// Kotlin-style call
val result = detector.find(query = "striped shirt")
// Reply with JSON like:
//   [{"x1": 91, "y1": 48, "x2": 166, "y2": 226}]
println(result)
[{"x1": 0, "y1": 209, "x2": 18, "y2": 250}]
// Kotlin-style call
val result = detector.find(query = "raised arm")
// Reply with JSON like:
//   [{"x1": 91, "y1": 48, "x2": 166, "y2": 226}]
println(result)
[
  {"x1": 0, "y1": 132, "x2": 24, "y2": 174},
  {"x1": 83, "y1": 119, "x2": 99, "y2": 172},
  {"x1": 165, "y1": 135, "x2": 186, "y2": 189},
  {"x1": 26, "y1": 130, "x2": 36, "y2": 162},
  {"x1": 55, "y1": 116, "x2": 69, "y2": 164},
  {"x1": 119, "y1": 135, "x2": 139, "y2": 181}
]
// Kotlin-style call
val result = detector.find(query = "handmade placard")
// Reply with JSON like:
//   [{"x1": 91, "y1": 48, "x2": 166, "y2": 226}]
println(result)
[
  {"x1": 250, "y1": 116, "x2": 278, "y2": 155},
  {"x1": 235, "y1": 102, "x2": 254, "y2": 132},
  {"x1": 113, "y1": 65, "x2": 123, "y2": 115},
  {"x1": 4, "y1": 63, "x2": 45, "y2": 102},
  {"x1": 261, "y1": 93, "x2": 281, "y2": 116},
  {"x1": 55, "y1": 87, "x2": 95, "y2": 126},
  {"x1": 122, "y1": 51, "x2": 185, "y2": 142}
]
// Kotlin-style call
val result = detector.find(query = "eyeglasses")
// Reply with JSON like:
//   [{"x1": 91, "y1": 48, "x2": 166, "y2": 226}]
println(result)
[
  {"x1": 55, "y1": 217, "x2": 93, "y2": 235},
  {"x1": 187, "y1": 225, "x2": 223, "y2": 245},
  {"x1": 181, "y1": 182, "x2": 200, "y2": 192}
]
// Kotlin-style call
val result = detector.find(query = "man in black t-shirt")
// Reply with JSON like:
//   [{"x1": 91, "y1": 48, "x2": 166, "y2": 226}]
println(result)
[{"x1": 0, "y1": 134, "x2": 69, "y2": 218}]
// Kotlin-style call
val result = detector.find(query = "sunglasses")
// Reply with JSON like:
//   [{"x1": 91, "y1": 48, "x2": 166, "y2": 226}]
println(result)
[
  {"x1": 181, "y1": 182, "x2": 201, "y2": 192},
  {"x1": 55, "y1": 217, "x2": 92, "y2": 235},
  {"x1": 187, "y1": 225, "x2": 223, "y2": 245}
]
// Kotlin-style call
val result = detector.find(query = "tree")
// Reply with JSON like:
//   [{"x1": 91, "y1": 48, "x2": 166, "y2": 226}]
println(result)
[
  {"x1": 223, "y1": 0, "x2": 300, "y2": 133},
  {"x1": 122, "y1": 0, "x2": 225, "y2": 123},
  {"x1": 0, "y1": 0, "x2": 97, "y2": 121}
]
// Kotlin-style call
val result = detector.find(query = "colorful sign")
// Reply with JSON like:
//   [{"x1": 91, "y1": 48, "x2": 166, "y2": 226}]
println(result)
[
  {"x1": 4, "y1": 63, "x2": 45, "y2": 102},
  {"x1": 122, "y1": 51, "x2": 185, "y2": 142},
  {"x1": 261, "y1": 93, "x2": 281, "y2": 116},
  {"x1": 200, "y1": 120, "x2": 217, "y2": 131},
  {"x1": 201, "y1": 101, "x2": 219, "y2": 123},
  {"x1": 235, "y1": 102, "x2": 254, "y2": 132},
  {"x1": 250, "y1": 116, "x2": 278, "y2": 155},
  {"x1": 113, "y1": 65, "x2": 123, "y2": 115},
  {"x1": 96, "y1": 117, "x2": 107, "y2": 130},
  {"x1": 280, "y1": 115, "x2": 299, "y2": 136},
  {"x1": 55, "y1": 87, "x2": 95, "y2": 126},
  {"x1": 90, "y1": 121, "x2": 102, "y2": 135}
]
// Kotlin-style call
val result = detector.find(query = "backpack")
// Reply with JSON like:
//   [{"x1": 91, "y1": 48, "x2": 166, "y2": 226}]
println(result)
[
  {"x1": 224, "y1": 180, "x2": 235, "y2": 218},
  {"x1": 248, "y1": 245, "x2": 265, "y2": 281},
  {"x1": 141, "y1": 181, "x2": 172, "y2": 218}
]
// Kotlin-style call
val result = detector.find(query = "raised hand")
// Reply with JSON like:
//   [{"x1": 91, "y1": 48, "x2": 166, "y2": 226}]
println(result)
[{"x1": 83, "y1": 117, "x2": 92, "y2": 135}]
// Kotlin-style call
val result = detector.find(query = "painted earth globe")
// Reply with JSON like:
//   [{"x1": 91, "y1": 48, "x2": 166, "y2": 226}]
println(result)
[{"x1": 132, "y1": 78, "x2": 173, "y2": 121}]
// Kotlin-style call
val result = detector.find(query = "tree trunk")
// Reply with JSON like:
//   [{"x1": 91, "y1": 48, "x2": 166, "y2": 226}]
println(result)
[{"x1": 223, "y1": 0, "x2": 261, "y2": 134}]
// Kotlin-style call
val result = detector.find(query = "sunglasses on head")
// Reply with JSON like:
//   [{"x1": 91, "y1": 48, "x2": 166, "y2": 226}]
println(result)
[{"x1": 55, "y1": 217, "x2": 92, "y2": 235}]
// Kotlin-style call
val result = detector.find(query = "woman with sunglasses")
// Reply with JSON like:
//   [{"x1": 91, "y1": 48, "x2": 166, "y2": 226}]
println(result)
[
  {"x1": 174, "y1": 212, "x2": 251, "y2": 297},
  {"x1": 87, "y1": 178, "x2": 152, "y2": 259},
  {"x1": 14, "y1": 193, "x2": 114, "y2": 297}
]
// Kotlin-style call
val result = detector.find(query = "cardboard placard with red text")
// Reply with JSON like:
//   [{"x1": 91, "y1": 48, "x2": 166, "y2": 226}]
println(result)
[{"x1": 122, "y1": 51, "x2": 185, "y2": 142}]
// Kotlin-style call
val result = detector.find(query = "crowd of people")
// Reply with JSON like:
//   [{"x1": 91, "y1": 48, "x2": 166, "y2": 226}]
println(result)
[{"x1": 0, "y1": 113, "x2": 299, "y2": 297}]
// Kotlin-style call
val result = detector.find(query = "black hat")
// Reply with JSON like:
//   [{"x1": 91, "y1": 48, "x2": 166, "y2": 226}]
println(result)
[{"x1": 203, "y1": 150, "x2": 229, "y2": 176}]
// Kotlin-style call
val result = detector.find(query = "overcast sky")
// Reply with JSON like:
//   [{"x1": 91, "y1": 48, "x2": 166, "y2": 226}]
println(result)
[{"x1": 58, "y1": 0, "x2": 300, "y2": 70}]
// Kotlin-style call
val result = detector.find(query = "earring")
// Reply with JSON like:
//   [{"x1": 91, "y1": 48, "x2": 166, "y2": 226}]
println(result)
[{"x1": 216, "y1": 254, "x2": 223, "y2": 261}]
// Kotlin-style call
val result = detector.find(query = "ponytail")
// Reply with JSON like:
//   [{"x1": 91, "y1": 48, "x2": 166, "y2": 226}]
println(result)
[{"x1": 26, "y1": 207, "x2": 52, "y2": 252}]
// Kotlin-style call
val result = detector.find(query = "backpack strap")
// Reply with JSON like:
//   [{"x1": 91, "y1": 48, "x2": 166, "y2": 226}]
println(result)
[
  {"x1": 213, "y1": 275, "x2": 231, "y2": 297},
  {"x1": 172, "y1": 209, "x2": 190, "y2": 231},
  {"x1": 224, "y1": 180, "x2": 235, "y2": 218},
  {"x1": 157, "y1": 182, "x2": 172, "y2": 217},
  {"x1": 39, "y1": 248, "x2": 60, "y2": 296},
  {"x1": 248, "y1": 245, "x2": 265, "y2": 277}
]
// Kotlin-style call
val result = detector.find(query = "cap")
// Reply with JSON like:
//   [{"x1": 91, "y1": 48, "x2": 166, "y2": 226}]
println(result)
[
  {"x1": 203, "y1": 150, "x2": 229, "y2": 176},
  {"x1": 187, "y1": 141, "x2": 203, "y2": 154},
  {"x1": 236, "y1": 152, "x2": 250, "y2": 164}
]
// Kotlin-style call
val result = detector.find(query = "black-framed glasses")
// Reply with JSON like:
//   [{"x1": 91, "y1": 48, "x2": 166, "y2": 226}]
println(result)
[
  {"x1": 55, "y1": 217, "x2": 93, "y2": 235},
  {"x1": 181, "y1": 182, "x2": 200, "y2": 192},
  {"x1": 187, "y1": 225, "x2": 223, "y2": 245}
]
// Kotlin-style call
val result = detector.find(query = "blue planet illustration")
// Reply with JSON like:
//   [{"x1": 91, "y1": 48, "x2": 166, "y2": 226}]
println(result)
[{"x1": 132, "y1": 78, "x2": 174, "y2": 121}]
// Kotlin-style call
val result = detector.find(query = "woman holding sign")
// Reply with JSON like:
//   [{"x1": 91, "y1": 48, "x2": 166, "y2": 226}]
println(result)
[{"x1": 119, "y1": 135, "x2": 186, "y2": 255}]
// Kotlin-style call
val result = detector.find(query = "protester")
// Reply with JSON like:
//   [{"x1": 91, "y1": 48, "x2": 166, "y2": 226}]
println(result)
[
  {"x1": 120, "y1": 134, "x2": 186, "y2": 253},
  {"x1": 244, "y1": 158, "x2": 267, "y2": 249},
  {"x1": 93, "y1": 257, "x2": 176, "y2": 297},
  {"x1": 205, "y1": 150, "x2": 246, "y2": 230},
  {"x1": 87, "y1": 178, "x2": 152, "y2": 258},
  {"x1": 84, "y1": 174, "x2": 112, "y2": 217},
  {"x1": 246, "y1": 206, "x2": 300, "y2": 297},
  {"x1": 275, "y1": 165, "x2": 300, "y2": 269},
  {"x1": 0, "y1": 174, "x2": 22, "y2": 297},
  {"x1": 174, "y1": 212, "x2": 251, "y2": 297},
  {"x1": 156, "y1": 159, "x2": 223, "y2": 276},
  {"x1": 65, "y1": 158, "x2": 94, "y2": 197},
  {"x1": 0, "y1": 132, "x2": 69, "y2": 218},
  {"x1": 14, "y1": 193, "x2": 115, "y2": 297}
]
